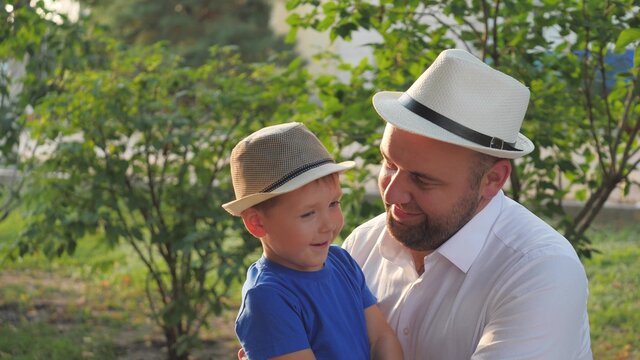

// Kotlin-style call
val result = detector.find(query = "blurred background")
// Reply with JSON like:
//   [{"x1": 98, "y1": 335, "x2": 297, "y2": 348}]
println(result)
[{"x1": 1, "y1": 0, "x2": 638, "y2": 359}]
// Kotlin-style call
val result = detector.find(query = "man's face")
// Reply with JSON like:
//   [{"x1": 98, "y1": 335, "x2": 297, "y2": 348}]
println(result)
[{"x1": 378, "y1": 125, "x2": 485, "y2": 252}]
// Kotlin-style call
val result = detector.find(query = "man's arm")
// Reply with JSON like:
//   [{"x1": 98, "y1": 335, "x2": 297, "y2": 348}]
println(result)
[
  {"x1": 365, "y1": 304, "x2": 404, "y2": 360},
  {"x1": 472, "y1": 255, "x2": 592, "y2": 359}
]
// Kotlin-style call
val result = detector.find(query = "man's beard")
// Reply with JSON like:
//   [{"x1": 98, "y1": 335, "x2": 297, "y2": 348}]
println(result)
[{"x1": 386, "y1": 187, "x2": 481, "y2": 252}]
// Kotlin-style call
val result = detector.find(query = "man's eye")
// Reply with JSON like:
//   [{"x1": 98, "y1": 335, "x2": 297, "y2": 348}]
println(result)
[
  {"x1": 383, "y1": 159, "x2": 397, "y2": 170},
  {"x1": 330, "y1": 201, "x2": 341, "y2": 208},
  {"x1": 412, "y1": 174, "x2": 432, "y2": 187}
]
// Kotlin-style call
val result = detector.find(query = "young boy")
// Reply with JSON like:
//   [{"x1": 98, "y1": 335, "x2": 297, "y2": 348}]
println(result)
[{"x1": 223, "y1": 122, "x2": 403, "y2": 360}]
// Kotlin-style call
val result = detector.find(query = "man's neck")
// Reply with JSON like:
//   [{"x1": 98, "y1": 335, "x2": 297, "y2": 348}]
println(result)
[{"x1": 411, "y1": 250, "x2": 431, "y2": 275}]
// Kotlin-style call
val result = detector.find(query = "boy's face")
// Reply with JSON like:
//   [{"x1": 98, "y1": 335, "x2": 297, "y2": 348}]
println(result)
[{"x1": 257, "y1": 177, "x2": 344, "y2": 272}]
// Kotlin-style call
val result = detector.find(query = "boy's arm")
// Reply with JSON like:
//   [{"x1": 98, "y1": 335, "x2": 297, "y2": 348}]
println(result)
[
  {"x1": 365, "y1": 304, "x2": 404, "y2": 360},
  {"x1": 237, "y1": 346, "x2": 316, "y2": 360},
  {"x1": 237, "y1": 287, "x2": 314, "y2": 359},
  {"x1": 269, "y1": 349, "x2": 316, "y2": 360}
]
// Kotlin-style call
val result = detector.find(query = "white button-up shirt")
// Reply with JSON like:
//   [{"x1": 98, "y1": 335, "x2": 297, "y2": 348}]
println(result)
[{"x1": 343, "y1": 191, "x2": 592, "y2": 360}]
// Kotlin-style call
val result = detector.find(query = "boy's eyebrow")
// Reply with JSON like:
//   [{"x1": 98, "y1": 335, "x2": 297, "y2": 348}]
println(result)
[{"x1": 333, "y1": 190, "x2": 344, "y2": 200}]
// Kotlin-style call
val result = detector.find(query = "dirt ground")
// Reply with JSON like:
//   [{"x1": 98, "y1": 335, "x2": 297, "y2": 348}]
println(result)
[{"x1": 0, "y1": 270, "x2": 240, "y2": 359}]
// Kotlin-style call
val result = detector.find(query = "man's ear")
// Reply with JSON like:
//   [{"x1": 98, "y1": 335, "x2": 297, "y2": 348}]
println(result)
[
  {"x1": 241, "y1": 208, "x2": 267, "y2": 238},
  {"x1": 481, "y1": 159, "x2": 512, "y2": 198}
]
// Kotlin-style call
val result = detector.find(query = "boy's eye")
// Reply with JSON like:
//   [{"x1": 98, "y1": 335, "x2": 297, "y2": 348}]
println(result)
[{"x1": 300, "y1": 211, "x2": 315, "y2": 218}]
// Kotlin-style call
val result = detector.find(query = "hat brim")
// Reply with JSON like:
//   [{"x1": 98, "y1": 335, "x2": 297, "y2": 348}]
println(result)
[
  {"x1": 222, "y1": 161, "x2": 355, "y2": 216},
  {"x1": 373, "y1": 91, "x2": 534, "y2": 159}
]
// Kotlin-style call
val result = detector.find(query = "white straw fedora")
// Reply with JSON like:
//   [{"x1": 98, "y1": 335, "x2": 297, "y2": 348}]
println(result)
[
  {"x1": 222, "y1": 122, "x2": 355, "y2": 216},
  {"x1": 372, "y1": 49, "x2": 534, "y2": 159}
]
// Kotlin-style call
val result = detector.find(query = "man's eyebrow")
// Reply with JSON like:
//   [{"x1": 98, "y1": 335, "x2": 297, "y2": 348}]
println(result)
[
  {"x1": 380, "y1": 150, "x2": 444, "y2": 184},
  {"x1": 410, "y1": 170, "x2": 443, "y2": 184},
  {"x1": 379, "y1": 146, "x2": 389, "y2": 160}
]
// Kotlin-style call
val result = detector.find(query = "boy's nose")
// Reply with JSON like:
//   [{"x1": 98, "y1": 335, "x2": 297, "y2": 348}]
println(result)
[
  {"x1": 320, "y1": 211, "x2": 340, "y2": 234},
  {"x1": 320, "y1": 217, "x2": 336, "y2": 233}
]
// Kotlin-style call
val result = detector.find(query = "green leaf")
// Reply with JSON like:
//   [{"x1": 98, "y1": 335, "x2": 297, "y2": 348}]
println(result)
[
  {"x1": 614, "y1": 28, "x2": 640, "y2": 53},
  {"x1": 575, "y1": 189, "x2": 587, "y2": 202}
]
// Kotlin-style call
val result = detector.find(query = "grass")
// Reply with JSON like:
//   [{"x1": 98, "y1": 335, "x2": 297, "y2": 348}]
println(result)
[
  {"x1": 583, "y1": 224, "x2": 640, "y2": 360},
  {"x1": 0, "y1": 212, "x2": 638, "y2": 359},
  {"x1": 0, "y1": 213, "x2": 154, "y2": 359},
  {"x1": 0, "y1": 211, "x2": 240, "y2": 359},
  {"x1": 0, "y1": 322, "x2": 121, "y2": 359}
]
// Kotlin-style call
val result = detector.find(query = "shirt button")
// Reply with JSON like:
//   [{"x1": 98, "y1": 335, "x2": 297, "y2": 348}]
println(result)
[{"x1": 403, "y1": 328, "x2": 409, "y2": 335}]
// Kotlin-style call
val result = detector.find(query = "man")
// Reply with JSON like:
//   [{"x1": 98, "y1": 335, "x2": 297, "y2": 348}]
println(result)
[{"x1": 343, "y1": 49, "x2": 592, "y2": 359}]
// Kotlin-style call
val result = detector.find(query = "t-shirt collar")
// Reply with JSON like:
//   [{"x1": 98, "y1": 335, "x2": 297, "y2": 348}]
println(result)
[
  {"x1": 436, "y1": 191, "x2": 504, "y2": 273},
  {"x1": 378, "y1": 192, "x2": 504, "y2": 274}
]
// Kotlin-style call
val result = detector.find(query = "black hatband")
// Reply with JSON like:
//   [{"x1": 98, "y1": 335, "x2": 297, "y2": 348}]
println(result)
[
  {"x1": 398, "y1": 93, "x2": 519, "y2": 151},
  {"x1": 262, "y1": 159, "x2": 335, "y2": 193}
]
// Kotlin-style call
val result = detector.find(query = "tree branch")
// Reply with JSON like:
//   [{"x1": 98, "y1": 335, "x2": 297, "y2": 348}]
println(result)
[
  {"x1": 616, "y1": 75, "x2": 639, "y2": 165},
  {"x1": 423, "y1": 12, "x2": 475, "y2": 53},
  {"x1": 596, "y1": 46, "x2": 616, "y2": 165},
  {"x1": 492, "y1": 0, "x2": 500, "y2": 62},
  {"x1": 580, "y1": 8, "x2": 607, "y2": 176}
]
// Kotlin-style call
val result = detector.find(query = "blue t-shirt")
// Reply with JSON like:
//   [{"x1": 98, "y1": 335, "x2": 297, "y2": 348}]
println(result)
[{"x1": 235, "y1": 245, "x2": 377, "y2": 360}]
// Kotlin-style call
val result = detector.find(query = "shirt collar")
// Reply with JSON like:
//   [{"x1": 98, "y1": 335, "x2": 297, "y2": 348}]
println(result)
[{"x1": 436, "y1": 191, "x2": 504, "y2": 273}]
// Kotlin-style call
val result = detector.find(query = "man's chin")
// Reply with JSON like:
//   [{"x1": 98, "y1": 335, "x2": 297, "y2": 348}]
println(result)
[
  {"x1": 387, "y1": 217, "x2": 427, "y2": 250},
  {"x1": 387, "y1": 215, "x2": 450, "y2": 252}
]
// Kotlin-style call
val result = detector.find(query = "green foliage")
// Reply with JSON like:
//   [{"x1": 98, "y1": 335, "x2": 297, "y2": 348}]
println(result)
[
  {"x1": 286, "y1": 0, "x2": 640, "y2": 257},
  {"x1": 0, "y1": 1, "x2": 102, "y2": 221},
  {"x1": 584, "y1": 224, "x2": 640, "y2": 359},
  {"x1": 79, "y1": 0, "x2": 295, "y2": 66},
  {"x1": 3, "y1": 216, "x2": 638, "y2": 359},
  {"x1": 0, "y1": 322, "x2": 120, "y2": 359},
  {"x1": 12, "y1": 41, "x2": 317, "y2": 359},
  {"x1": 1, "y1": 5, "x2": 375, "y2": 357},
  {"x1": 4, "y1": 2, "x2": 637, "y2": 358}
]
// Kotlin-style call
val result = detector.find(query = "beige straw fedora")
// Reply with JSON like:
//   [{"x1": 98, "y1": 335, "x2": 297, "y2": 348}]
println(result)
[
  {"x1": 222, "y1": 122, "x2": 355, "y2": 216},
  {"x1": 372, "y1": 49, "x2": 534, "y2": 159}
]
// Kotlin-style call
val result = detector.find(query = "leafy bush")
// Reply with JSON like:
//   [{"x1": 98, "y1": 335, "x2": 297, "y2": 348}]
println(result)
[
  {"x1": 286, "y1": 0, "x2": 640, "y2": 257},
  {"x1": 14, "y1": 42, "x2": 321, "y2": 359}
]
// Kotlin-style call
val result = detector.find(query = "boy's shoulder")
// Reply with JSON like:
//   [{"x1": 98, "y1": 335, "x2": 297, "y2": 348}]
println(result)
[
  {"x1": 327, "y1": 245, "x2": 367, "y2": 281},
  {"x1": 328, "y1": 245, "x2": 358, "y2": 267},
  {"x1": 241, "y1": 259, "x2": 301, "y2": 306},
  {"x1": 328, "y1": 244, "x2": 350, "y2": 258}
]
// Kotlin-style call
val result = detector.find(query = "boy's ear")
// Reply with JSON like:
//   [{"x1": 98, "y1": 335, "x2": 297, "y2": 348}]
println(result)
[{"x1": 241, "y1": 208, "x2": 267, "y2": 238}]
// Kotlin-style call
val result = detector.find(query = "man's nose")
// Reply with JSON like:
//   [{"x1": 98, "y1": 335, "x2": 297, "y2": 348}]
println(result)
[{"x1": 382, "y1": 171, "x2": 411, "y2": 206}]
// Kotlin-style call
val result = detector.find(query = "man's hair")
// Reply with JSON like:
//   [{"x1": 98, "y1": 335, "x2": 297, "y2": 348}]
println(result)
[
  {"x1": 251, "y1": 173, "x2": 340, "y2": 213},
  {"x1": 469, "y1": 152, "x2": 499, "y2": 189}
]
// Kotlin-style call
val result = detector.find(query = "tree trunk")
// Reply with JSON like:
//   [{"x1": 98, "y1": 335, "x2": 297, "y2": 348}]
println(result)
[
  {"x1": 508, "y1": 161, "x2": 522, "y2": 203},
  {"x1": 165, "y1": 328, "x2": 189, "y2": 360}
]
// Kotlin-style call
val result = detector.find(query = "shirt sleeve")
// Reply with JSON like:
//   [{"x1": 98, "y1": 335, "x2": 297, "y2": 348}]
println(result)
[
  {"x1": 334, "y1": 246, "x2": 378, "y2": 310},
  {"x1": 235, "y1": 286, "x2": 311, "y2": 360},
  {"x1": 355, "y1": 258, "x2": 378, "y2": 310},
  {"x1": 471, "y1": 254, "x2": 593, "y2": 360},
  {"x1": 342, "y1": 213, "x2": 385, "y2": 266}
]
